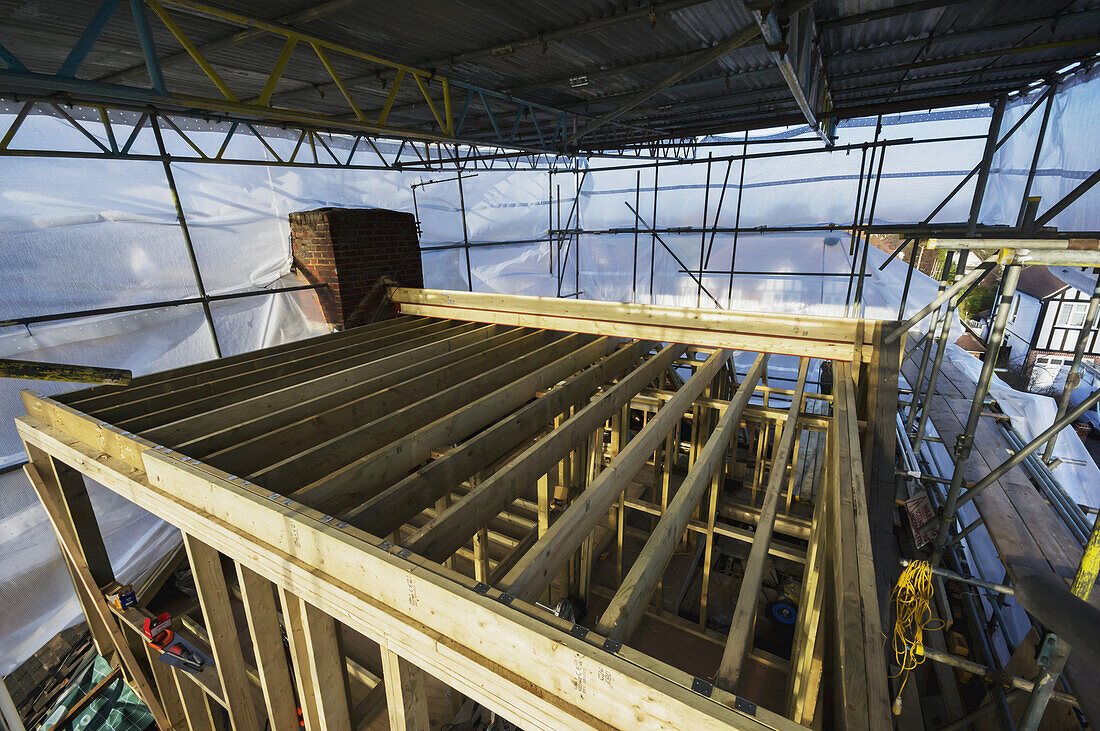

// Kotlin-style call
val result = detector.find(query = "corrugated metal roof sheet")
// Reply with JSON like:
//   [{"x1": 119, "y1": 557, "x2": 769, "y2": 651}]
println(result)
[{"x1": 2, "y1": 0, "x2": 1100, "y2": 149}]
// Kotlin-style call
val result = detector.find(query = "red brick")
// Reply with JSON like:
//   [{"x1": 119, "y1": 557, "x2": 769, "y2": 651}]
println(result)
[{"x1": 290, "y1": 206, "x2": 422, "y2": 329}]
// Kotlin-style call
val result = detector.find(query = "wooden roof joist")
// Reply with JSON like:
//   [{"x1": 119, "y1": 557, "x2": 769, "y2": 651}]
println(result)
[{"x1": 15, "y1": 289, "x2": 896, "y2": 730}]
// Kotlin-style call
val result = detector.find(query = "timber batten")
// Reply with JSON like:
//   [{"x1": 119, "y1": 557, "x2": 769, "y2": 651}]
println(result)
[{"x1": 17, "y1": 289, "x2": 890, "y2": 730}]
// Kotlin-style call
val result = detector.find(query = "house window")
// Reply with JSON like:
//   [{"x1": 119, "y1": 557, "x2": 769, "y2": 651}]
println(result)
[
  {"x1": 1055, "y1": 302, "x2": 1089, "y2": 328},
  {"x1": 1010, "y1": 294, "x2": 1021, "y2": 322}
]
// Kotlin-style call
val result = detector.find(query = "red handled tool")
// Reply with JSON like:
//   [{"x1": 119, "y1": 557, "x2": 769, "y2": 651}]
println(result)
[
  {"x1": 142, "y1": 612, "x2": 174, "y2": 649},
  {"x1": 143, "y1": 612, "x2": 205, "y2": 671}
]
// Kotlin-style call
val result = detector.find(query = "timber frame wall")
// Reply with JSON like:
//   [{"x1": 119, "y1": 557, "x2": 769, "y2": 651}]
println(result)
[{"x1": 16, "y1": 288, "x2": 899, "y2": 730}]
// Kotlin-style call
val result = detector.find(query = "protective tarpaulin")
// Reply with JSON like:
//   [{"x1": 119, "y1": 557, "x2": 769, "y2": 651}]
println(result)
[
  {"x1": 982, "y1": 64, "x2": 1100, "y2": 231},
  {"x1": 2, "y1": 72, "x2": 1100, "y2": 675}
]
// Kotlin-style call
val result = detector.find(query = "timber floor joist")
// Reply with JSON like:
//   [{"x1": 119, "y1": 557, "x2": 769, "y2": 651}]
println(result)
[{"x1": 16, "y1": 290, "x2": 893, "y2": 730}]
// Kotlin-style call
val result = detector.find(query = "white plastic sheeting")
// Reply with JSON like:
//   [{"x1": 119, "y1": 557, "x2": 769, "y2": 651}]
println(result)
[
  {"x1": 0, "y1": 114, "x2": 422, "y2": 672},
  {"x1": 982, "y1": 64, "x2": 1100, "y2": 231},
  {"x1": 1, "y1": 74, "x2": 1099, "y2": 674}
]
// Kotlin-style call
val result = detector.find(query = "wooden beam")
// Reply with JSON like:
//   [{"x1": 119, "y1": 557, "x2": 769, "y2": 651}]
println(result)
[
  {"x1": 114, "y1": 321, "x2": 477, "y2": 431},
  {"x1": 24, "y1": 443, "x2": 114, "y2": 586},
  {"x1": 862, "y1": 323, "x2": 903, "y2": 630},
  {"x1": 279, "y1": 587, "x2": 321, "y2": 730},
  {"x1": 151, "y1": 322, "x2": 504, "y2": 450},
  {"x1": 380, "y1": 647, "x2": 429, "y2": 731},
  {"x1": 17, "y1": 413, "x2": 804, "y2": 731},
  {"x1": 144, "y1": 643, "x2": 187, "y2": 730},
  {"x1": 297, "y1": 597, "x2": 353, "y2": 729},
  {"x1": 249, "y1": 329, "x2": 559, "y2": 488},
  {"x1": 235, "y1": 563, "x2": 300, "y2": 731},
  {"x1": 113, "y1": 605, "x2": 228, "y2": 706},
  {"x1": 834, "y1": 361, "x2": 891, "y2": 728},
  {"x1": 345, "y1": 340, "x2": 646, "y2": 538},
  {"x1": 502, "y1": 348, "x2": 733, "y2": 602},
  {"x1": 294, "y1": 334, "x2": 614, "y2": 514},
  {"x1": 0, "y1": 358, "x2": 131, "y2": 385},
  {"x1": 203, "y1": 326, "x2": 539, "y2": 477},
  {"x1": 785, "y1": 460, "x2": 828, "y2": 723},
  {"x1": 715, "y1": 357, "x2": 809, "y2": 692},
  {"x1": 21, "y1": 463, "x2": 170, "y2": 729},
  {"x1": 183, "y1": 534, "x2": 262, "y2": 731},
  {"x1": 389, "y1": 287, "x2": 874, "y2": 362},
  {"x1": 174, "y1": 670, "x2": 219, "y2": 731},
  {"x1": 596, "y1": 353, "x2": 768, "y2": 642},
  {"x1": 45, "y1": 666, "x2": 124, "y2": 730},
  {"x1": 403, "y1": 343, "x2": 683, "y2": 563},
  {"x1": 62, "y1": 314, "x2": 424, "y2": 407}
]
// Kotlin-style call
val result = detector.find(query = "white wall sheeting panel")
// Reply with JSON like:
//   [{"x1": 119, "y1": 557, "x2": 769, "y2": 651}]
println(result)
[{"x1": 2, "y1": 69, "x2": 1100, "y2": 673}]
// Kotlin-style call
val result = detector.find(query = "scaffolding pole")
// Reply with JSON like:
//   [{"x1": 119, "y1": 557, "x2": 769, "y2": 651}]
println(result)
[
  {"x1": 150, "y1": 115, "x2": 222, "y2": 358},
  {"x1": 932, "y1": 261, "x2": 1021, "y2": 564},
  {"x1": 1042, "y1": 272, "x2": 1100, "y2": 462}
]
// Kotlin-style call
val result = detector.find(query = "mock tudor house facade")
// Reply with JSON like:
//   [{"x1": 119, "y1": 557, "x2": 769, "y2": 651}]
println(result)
[{"x1": 999, "y1": 266, "x2": 1100, "y2": 392}]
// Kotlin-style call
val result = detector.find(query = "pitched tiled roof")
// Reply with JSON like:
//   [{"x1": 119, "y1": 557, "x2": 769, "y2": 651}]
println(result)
[{"x1": 1017, "y1": 266, "x2": 1071, "y2": 300}]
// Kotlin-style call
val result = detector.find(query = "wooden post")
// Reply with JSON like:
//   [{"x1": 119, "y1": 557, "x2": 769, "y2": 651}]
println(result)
[
  {"x1": 715, "y1": 358, "x2": 809, "y2": 692},
  {"x1": 235, "y1": 563, "x2": 300, "y2": 731},
  {"x1": 22, "y1": 464, "x2": 170, "y2": 729},
  {"x1": 380, "y1": 648, "x2": 430, "y2": 731},
  {"x1": 183, "y1": 534, "x2": 262, "y2": 731}
]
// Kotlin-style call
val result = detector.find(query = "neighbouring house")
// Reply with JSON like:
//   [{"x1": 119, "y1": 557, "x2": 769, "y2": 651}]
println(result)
[{"x1": 993, "y1": 265, "x2": 1100, "y2": 391}]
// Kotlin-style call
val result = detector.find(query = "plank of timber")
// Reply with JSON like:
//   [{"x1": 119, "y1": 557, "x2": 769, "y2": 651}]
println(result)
[
  {"x1": 824, "y1": 366, "x2": 891, "y2": 730},
  {"x1": 17, "y1": 415, "x2": 803, "y2": 731},
  {"x1": 183, "y1": 534, "x2": 262, "y2": 731},
  {"x1": 21, "y1": 391, "x2": 154, "y2": 471},
  {"x1": 926, "y1": 396, "x2": 1100, "y2": 723},
  {"x1": 235, "y1": 564, "x2": 300, "y2": 731},
  {"x1": 864, "y1": 323, "x2": 903, "y2": 619},
  {"x1": 502, "y1": 348, "x2": 733, "y2": 602},
  {"x1": 786, "y1": 469, "x2": 827, "y2": 723},
  {"x1": 116, "y1": 323, "x2": 483, "y2": 434},
  {"x1": 97, "y1": 319, "x2": 464, "y2": 425},
  {"x1": 345, "y1": 340, "x2": 645, "y2": 538},
  {"x1": 247, "y1": 329, "x2": 560, "y2": 487},
  {"x1": 144, "y1": 643, "x2": 188, "y2": 730},
  {"x1": 21, "y1": 442, "x2": 116, "y2": 659},
  {"x1": 294, "y1": 335, "x2": 615, "y2": 515},
  {"x1": 380, "y1": 647, "x2": 430, "y2": 731},
  {"x1": 389, "y1": 287, "x2": 875, "y2": 362},
  {"x1": 174, "y1": 670, "x2": 219, "y2": 731},
  {"x1": 21, "y1": 463, "x2": 170, "y2": 729},
  {"x1": 113, "y1": 605, "x2": 229, "y2": 708},
  {"x1": 402, "y1": 343, "x2": 684, "y2": 563},
  {"x1": 277, "y1": 588, "x2": 326, "y2": 731},
  {"x1": 203, "y1": 327, "x2": 540, "y2": 476},
  {"x1": 298, "y1": 598, "x2": 353, "y2": 729},
  {"x1": 24, "y1": 443, "x2": 114, "y2": 586},
  {"x1": 837, "y1": 362, "x2": 892, "y2": 728},
  {"x1": 351, "y1": 683, "x2": 388, "y2": 730},
  {"x1": 62, "y1": 315, "x2": 425, "y2": 407},
  {"x1": 44, "y1": 666, "x2": 124, "y2": 731},
  {"x1": 715, "y1": 358, "x2": 809, "y2": 692},
  {"x1": 824, "y1": 386, "x2": 867, "y2": 730},
  {"x1": 152, "y1": 323, "x2": 507, "y2": 450},
  {"x1": 597, "y1": 353, "x2": 768, "y2": 642}
]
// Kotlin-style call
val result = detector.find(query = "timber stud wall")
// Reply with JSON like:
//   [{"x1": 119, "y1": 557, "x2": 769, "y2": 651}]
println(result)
[
  {"x1": 16, "y1": 290, "x2": 894, "y2": 730},
  {"x1": 290, "y1": 207, "x2": 422, "y2": 329}
]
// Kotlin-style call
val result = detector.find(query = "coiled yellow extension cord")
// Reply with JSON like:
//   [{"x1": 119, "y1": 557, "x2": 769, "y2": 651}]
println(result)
[{"x1": 890, "y1": 560, "x2": 943, "y2": 715}]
